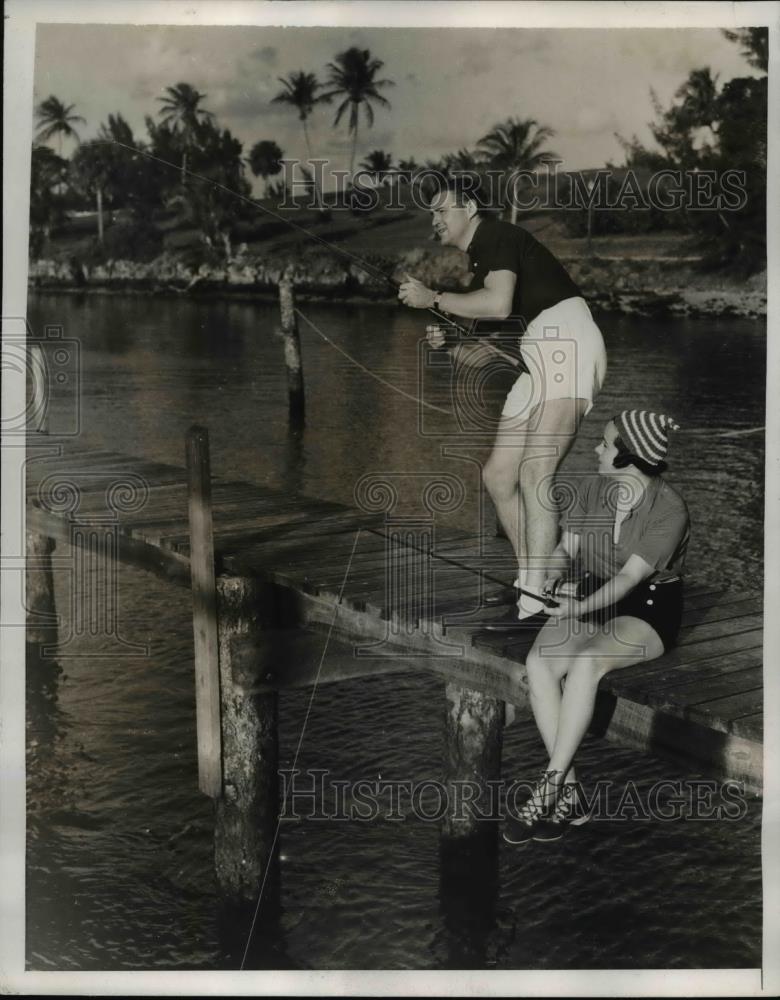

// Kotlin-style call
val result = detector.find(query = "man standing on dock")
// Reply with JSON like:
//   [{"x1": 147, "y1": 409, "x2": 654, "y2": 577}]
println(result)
[{"x1": 399, "y1": 178, "x2": 607, "y2": 622}]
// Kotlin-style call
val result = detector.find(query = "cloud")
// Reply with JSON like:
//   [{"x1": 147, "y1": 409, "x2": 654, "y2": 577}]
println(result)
[
  {"x1": 130, "y1": 79, "x2": 159, "y2": 102},
  {"x1": 569, "y1": 105, "x2": 621, "y2": 137},
  {"x1": 208, "y1": 79, "x2": 284, "y2": 120},
  {"x1": 457, "y1": 39, "x2": 494, "y2": 77},
  {"x1": 249, "y1": 45, "x2": 278, "y2": 66}
]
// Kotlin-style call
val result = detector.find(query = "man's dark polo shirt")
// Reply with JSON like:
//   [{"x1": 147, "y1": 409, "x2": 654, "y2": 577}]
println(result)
[{"x1": 466, "y1": 217, "x2": 581, "y2": 333}]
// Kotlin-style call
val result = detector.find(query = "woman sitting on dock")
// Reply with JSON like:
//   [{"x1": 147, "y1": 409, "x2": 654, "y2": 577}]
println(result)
[{"x1": 504, "y1": 410, "x2": 690, "y2": 845}]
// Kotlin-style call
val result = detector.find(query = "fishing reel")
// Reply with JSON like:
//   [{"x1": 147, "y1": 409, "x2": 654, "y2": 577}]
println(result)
[{"x1": 545, "y1": 572, "x2": 592, "y2": 601}]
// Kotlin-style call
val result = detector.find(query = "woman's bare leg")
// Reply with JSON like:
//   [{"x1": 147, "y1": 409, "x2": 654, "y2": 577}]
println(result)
[
  {"x1": 523, "y1": 617, "x2": 597, "y2": 797},
  {"x1": 545, "y1": 617, "x2": 665, "y2": 783}
]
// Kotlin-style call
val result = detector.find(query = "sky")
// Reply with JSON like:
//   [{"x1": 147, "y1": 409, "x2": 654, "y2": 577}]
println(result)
[{"x1": 33, "y1": 22, "x2": 761, "y2": 190}]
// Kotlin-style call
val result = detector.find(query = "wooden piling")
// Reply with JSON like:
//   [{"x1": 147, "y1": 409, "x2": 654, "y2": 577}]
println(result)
[
  {"x1": 25, "y1": 530, "x2": 57, "y2": 647},
  {"x1": 442, "y1": 681, "x2": 504, "y2": 839},
  {"x1": 278, "y1": 269, "x2": 305, "y2": 420},
  {"x1": 186, "y1": 425, "x2": 222, "y2": 799},
  {"x1": 214, "y1": 575, "x2": 279, "y2": 903}
]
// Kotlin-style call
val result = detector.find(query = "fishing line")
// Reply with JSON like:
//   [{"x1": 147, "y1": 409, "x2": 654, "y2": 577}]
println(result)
[
  {"x1": 239, "y1": 528, "x2": 361, "y2": 970},
  {"x1": 679, "y1": 426, "x2": 765, "y2": 438},
  {"x1": 294, "y1": 307, "x2": 454, "y2": 416},
  {"x1": 91, "y1": 139, "x2": 468, "y2": 332}
]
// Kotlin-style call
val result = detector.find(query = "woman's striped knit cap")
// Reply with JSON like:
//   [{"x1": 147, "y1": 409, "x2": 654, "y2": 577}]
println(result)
[{"x1": 615, "y1": 411, "x2": 680, "y2": 465}]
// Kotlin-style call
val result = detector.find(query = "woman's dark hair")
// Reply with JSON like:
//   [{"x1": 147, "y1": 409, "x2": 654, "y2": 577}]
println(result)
[{"x1": 612, "y1": 432, "x2": 667, "y2": 476}]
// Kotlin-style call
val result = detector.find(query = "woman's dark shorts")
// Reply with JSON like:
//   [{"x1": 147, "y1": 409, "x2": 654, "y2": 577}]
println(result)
[{"x1": 579, "y1": 575, "x2": 684, "y2": 652}]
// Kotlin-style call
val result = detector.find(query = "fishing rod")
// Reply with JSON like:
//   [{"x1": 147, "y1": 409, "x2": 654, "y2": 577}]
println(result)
[{"x1": 94, "y1": 140, "x2": 477, "y2": 337}]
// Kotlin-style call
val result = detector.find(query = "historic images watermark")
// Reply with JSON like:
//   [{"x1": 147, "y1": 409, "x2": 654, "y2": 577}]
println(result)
[
  {"x1": 275, "y1": 160, "x2": 748, "y2": 214},
  {"x1": 279, "y1": 769, "x2": 749, "y2": 824}
]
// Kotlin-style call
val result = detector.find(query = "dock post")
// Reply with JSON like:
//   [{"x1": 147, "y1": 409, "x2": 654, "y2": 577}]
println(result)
[
  {"x1": 278, "y1": 268, "x2": 305, "y2": 421},
  {"x1": 25, "y1": 529, "x2": 57, "y2": 648},
  {"x1": 186, "y1": 425, "x2": 223, "y2": 799},
  {"x1": 214, "y1": 575, "x2": 279, "y2": 904},
  {"x1": 442, "y1": 681, "x2": 504, "y2": 839}
]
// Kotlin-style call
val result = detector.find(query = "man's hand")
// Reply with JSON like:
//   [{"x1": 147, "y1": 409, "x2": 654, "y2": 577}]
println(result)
[{"x1": 398, "y1": 273, "x2": 436, "y2": 310}]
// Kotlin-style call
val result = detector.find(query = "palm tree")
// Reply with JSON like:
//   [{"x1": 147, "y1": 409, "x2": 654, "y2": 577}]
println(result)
[
  {"x1": 359, "y1": 149, "x2": 395, "y2": 191},
  {"x1": 34, "y1": 95, "x2": 86, "y2": 155},
  {"x1": 156, "y1": 82, "x2": 214, "y2": 181},
  {"x1": 323, "y1": 47, "x2": 394, "y2": 177},
  {"x1": 443, "y1": 147, "x2": 483, "y2": 172},
  {"x1": 477, "y1": 117, "x2": 558, "y2": 223},
  {"x1": 676, "y1": 68, "x2": 720, "y2": 140},
  {"x1": 271, "y1": 71, "x2": 328, "y2": 160},
  {"x1": 98, "y1": 112, "x2": 136, "y2": 147},
  {"x1": 70, "y1": 141, "x2": 116, "y2": 243},
  {"x1": 249, "y1": 139, "x2": 284, "y2": 197},
  {"x1": 396, "y1": 157, "x2": 419, "y2": 188},
  {"x1": 30, "y1": 146, "x2": 68, "y2": 253},
  {"x1": 722, "y1": 27, "x2": 768, "y2": 73}
]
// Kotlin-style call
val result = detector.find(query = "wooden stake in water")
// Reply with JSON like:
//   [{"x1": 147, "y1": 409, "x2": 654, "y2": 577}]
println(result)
[
  {"x1": 186, "y1": 425, "x2": 222, "y2": 798},
  {"x1": 442, "y1": 681, "x2": 504, "y2": 838},
  {"x1": 214, "y1": 575, "x2": 279, "y2": 903},
  {"x1": 26, "y1": 530, "x2": 57, "y2": 648},
  {"x1": 278, "y1": 268, "x2": 305, "y2": 420}
]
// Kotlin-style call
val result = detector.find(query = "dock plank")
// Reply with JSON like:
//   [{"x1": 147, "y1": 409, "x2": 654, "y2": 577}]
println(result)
[
  {"x1": 607, "y1": 646, "x2": 763, "y2": 694},
  {"x1": 655, "y1": 667, "x2": 762, "y2": 706},
  {"x1": 24, "y1": 444, "x2": 765, "y2": 791},
  {"x1": 686, "y1": 689, "x2": 764, "y2": 733},
  {"x1": 219, "y1": 529, "x2": 388, "y2": 578},
  {"x1": 676, "y1": 614, "x2": 764, "y2": 646},
  {"x1": 732, "y1": 713, "x2": 762, "y2": 740},
  {"x1": 680, "y1": 598, "x2": 761, "y2": 627},
  {"x1": 601, "y1": 632, "x2": 764, "y2": 705}
]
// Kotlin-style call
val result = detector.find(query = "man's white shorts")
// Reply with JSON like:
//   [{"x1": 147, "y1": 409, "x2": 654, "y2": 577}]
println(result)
[{"x1": 501, "y1": 296, "x2": 607, "y2": 422}]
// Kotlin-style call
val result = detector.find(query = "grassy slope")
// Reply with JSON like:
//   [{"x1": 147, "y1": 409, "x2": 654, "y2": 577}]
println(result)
[{"x1": 42, "y1": 197, "x2": 695, "y2": 266}]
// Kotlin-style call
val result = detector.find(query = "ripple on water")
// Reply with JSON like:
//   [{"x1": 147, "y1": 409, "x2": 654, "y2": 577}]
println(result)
[{"x1": 24, "y1": 296, "x2": 764, "y2": 970}]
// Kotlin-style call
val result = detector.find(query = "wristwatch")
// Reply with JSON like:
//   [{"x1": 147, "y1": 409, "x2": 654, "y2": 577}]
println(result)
[{"x1": 432, "y1": 291, "x2": 443, "y2": 310}]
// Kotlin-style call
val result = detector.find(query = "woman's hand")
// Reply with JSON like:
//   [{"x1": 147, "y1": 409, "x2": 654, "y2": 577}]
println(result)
[
  {"x1": 426, "y1": 325, "x2": 446, "y2": 349},
  {"x1": 398, "y1": 273, "x2": 436, "y2": 309},
  {"x1": 545, "y1": 595, "x2": 584, "y2": 620}
]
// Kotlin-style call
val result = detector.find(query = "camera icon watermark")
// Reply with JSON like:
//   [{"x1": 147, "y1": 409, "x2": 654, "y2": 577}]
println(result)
[
  {"x1": 417, "y1": 321, "x2": 582, "y2": 441},
  {"x1": 2, "y1": 317, "x2": 81, "y2": 436}
]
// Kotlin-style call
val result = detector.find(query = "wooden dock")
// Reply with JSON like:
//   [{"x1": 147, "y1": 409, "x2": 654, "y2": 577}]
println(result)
[{"x1": 25, "y1": 436, "x2": 764, "y2": 797}]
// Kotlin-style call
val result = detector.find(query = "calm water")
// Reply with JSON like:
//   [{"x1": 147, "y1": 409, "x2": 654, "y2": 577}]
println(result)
[{"x1": 25, "y1": 292, "x2": 765, "y2": 970}]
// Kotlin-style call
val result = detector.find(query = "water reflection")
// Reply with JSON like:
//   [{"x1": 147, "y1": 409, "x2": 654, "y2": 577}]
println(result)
[
  {"x1": 434, "y1": 827, "x2": 502, "y2": 968},
  {"x1": 216, "y1": 858, "x2": 293, "y2": 970},
  {"x1": 22, "y1": 292, "x2": 765, "y2": 970}
]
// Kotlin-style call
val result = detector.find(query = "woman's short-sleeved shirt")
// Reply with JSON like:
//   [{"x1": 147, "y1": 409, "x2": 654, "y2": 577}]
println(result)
[{"x1": 559, "y1": 474, "x2": 690, "y2": 582}]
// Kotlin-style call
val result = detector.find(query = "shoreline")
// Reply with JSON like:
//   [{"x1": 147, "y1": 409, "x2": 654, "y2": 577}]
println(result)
[{"x1": 28, "y1": 248, "x2": 767, "y2": 320}]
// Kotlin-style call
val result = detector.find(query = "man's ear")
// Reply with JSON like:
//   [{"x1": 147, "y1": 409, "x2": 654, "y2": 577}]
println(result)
[{"x1": 464, "y1": 196, "x2": 479, "y2": 221}]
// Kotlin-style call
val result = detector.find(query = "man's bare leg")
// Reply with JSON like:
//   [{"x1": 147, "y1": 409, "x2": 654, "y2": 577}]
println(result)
[
  {"x1": 483, "y1": 397, "x2": 588, "y2": 611},
  {"x1": 519, "y1": 397, "x2": 588, "y2": 594},
  {"x1": 482, "y1": 418, "x2": 530, "y2": 568}
]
